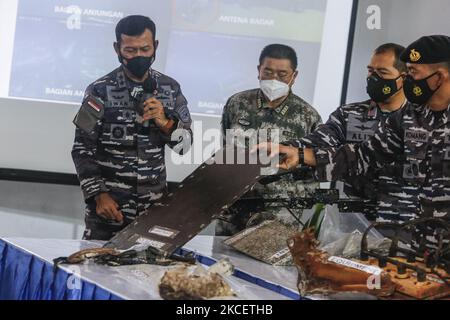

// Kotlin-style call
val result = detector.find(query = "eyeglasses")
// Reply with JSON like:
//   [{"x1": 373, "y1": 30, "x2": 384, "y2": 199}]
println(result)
[{"x1": 261, "y1": 70, "x2": 295, "y2": 82}]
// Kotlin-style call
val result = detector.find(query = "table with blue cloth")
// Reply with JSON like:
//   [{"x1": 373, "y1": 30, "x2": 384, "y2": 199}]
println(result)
[{"x1": 0, "y1": 235, "x2": 299, "y2": 300}]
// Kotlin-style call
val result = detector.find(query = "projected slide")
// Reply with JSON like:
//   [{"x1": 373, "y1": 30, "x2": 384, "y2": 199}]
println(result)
[
  {"x1": 165, "y1": 30, "x2": 322, "y2": 115},
  {"x1": 6, "y1": 0, "x2": 327, "y2": 115},
  {"x1": 168, "y1": 0, "x2": 325, "y2": 115},
  {"x1": 8, "y1": 0, "x2": 171, "y2": 103}
]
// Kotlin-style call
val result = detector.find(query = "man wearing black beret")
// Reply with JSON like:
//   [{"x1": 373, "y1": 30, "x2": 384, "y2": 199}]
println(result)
[
  {"x1": 256, "y1": 35, "x2": 450, "y2": 234},
  {"x1": 400, "y1": 35, "x2": 450, "y2": 106}
]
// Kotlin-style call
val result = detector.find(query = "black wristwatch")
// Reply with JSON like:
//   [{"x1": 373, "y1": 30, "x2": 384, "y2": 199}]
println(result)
[{"x1": 298, "y1": 148, "x2": 305, "y2": 166}]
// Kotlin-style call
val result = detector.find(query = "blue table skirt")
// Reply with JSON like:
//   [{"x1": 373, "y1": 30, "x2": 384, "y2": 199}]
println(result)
[
  {"x1": 0, "y1": 237, "x2": 299, "y2": 300},
  {"x1": 0, "y1": 240, "x2": 122, "y2": 300}
]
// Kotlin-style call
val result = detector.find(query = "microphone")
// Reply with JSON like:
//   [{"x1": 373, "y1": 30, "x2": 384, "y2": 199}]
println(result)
[{"x1": 140, "y1": 76, "x2": 158, "y2": 128}]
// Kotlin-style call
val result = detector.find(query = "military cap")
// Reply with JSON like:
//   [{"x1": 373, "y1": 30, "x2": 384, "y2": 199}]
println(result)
[{"x1": 400, "y1": 35, "x2": 450, "y2": 64}]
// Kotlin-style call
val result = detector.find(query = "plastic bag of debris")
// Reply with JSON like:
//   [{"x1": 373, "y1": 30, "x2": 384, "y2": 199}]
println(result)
[{"x1": 316, "y1": 205, "x2": 391, "y2": 258}]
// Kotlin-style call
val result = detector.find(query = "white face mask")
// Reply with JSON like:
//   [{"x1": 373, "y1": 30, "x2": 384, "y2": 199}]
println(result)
[{"x1": 260, "y1": 78, "x2": 291, "y2": 102}]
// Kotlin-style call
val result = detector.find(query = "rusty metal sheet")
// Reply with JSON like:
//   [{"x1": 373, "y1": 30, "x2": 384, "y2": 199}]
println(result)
[{"x1": 104, "y1": 147, "x2": 266, "y2": 254}]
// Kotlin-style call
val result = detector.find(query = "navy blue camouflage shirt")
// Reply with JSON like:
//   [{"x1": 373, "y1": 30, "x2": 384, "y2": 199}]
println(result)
[{"x1": 72, "y1": 66, "x2": 192, "y2": 238}]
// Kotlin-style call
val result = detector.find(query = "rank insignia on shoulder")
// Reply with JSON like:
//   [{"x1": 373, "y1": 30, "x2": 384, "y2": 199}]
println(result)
[
  {"x1": 282, "y1": 131, "x2": 296, "y2": 139},
  {"x1": 280, "y1": 105, "x2": 289, "y2": 115}
]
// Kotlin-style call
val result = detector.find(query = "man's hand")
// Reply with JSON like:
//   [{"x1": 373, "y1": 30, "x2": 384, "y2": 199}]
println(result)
[
  {"x1": 95, "y1": 193, "x2": 123, "y2": 222},
  {"x1": 251, "y1": 142, "x2": 299, "y2": 170},
  {"x1": 142, "y1": 97, "x2": 170, "y2": 128},
  {"x1": 252, "y1": 143, "x2": 317, "y2": 169}
]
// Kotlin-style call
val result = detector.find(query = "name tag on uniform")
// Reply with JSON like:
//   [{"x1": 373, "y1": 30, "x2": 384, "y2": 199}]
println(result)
[
  {"x1": 346, "y1": 114, "x2": 377, "y2": 142},
  {"x1": 404, "y1": 130, "x2": 428, "y2": 143},
  {"x1": 347, "y1": 131, "x2": 375, "y2": 142},
  {"x1": 107, "y1": 86, "x2": 131, "y2": 108},
  {"x1": 238, "y1": 118, "x2": 251, "y2": 126}
]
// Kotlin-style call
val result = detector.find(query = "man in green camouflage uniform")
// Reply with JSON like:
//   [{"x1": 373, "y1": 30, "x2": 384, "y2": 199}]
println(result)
[{"x1": 216, "y1": 44, "x2": 322, "y2": 235}]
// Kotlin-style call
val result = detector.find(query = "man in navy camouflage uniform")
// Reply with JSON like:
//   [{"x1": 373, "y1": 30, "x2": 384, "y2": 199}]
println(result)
[
  {"x1": 292, "y1": 43, "x2": 421, "y2": 222},
  {"x1": 72, "y1": 15, "x2": 192, "y2": 240},
  {"x1": 258, "y1": 35, "x2": 450, "y2": 245}
]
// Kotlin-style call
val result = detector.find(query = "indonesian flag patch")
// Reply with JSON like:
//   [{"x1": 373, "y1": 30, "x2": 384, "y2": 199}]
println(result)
[{"x1": 86, "y1": 96, "x2": 104, "y2": 113}]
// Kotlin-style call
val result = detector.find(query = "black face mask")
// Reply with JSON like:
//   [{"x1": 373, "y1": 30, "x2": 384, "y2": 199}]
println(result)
[
  {"x1": 119, "y1": 54, "x2": 155, "y2": 79},
  {"x1": 403, "y1": 72, "x2": 441, "y2": 105},
  {"x1": 366, "y1": 73, "x2": 402, "y2": 103}
]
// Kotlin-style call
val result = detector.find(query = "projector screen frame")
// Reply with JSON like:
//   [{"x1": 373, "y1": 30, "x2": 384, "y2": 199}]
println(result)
[{"x1": 340, "y1": 0, "x2": 359, "y2": 106}]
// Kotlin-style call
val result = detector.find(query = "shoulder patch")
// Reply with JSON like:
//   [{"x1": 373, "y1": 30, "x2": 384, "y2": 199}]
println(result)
[
  {"x1": 85, "y1": 96, "x2": 104, "y2": 113},
  {"x1": 73, "y1": 95, "x2": 105, "y2": 133},
  {"x1": 177, "y1": 104, "x2": 191, "y2": 122}
]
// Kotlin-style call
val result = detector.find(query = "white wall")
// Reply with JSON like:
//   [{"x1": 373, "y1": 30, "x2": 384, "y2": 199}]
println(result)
[
  {"x1": 0, "y1": 180, "x2": 85, "y2": 238},
  {"x1": 0, "y1": 179, "x2": 216, "y2": 239}
]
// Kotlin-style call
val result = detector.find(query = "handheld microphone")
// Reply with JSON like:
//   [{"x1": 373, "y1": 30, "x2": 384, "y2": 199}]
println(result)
[{"x1": 140, "y1": 77, "x2": 158, "y2": 128}]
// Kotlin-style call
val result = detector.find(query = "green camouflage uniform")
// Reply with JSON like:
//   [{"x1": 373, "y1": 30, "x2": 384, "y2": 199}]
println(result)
[{"x1": 216, "y1": 88, "x2": 322, "y2": 235}]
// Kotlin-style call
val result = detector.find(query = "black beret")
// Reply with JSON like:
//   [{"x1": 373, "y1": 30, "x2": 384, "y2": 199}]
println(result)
[{"x1": 400, "y1": 35, "x2": 450, "y2": 64}]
